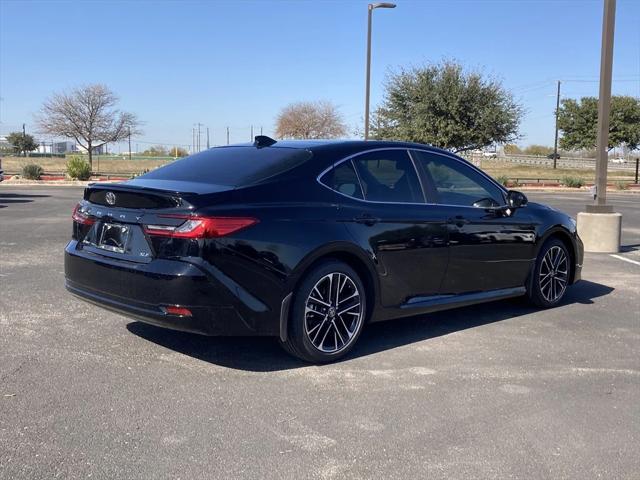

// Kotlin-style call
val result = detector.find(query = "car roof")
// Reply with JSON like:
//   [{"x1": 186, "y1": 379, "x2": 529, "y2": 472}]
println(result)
[{"x1": 230, "y1": 139, "x2": 456, "y2": 158}]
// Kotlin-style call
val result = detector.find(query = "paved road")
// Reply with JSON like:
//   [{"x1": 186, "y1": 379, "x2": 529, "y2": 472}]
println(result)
[
  {"x1": 527, "y1": 191, "x2": 640, "y2": 248},
  {"x1": 1, "y1": 186, "x2": 639, "y2": 479}
]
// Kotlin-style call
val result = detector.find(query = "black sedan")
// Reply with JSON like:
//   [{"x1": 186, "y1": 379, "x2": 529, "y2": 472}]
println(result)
[{"x1": 65, "y1": 137, "x2": 583, "y2": 363}]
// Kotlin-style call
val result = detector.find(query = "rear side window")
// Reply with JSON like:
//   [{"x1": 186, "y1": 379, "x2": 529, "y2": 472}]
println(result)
[
  {"x1": 352, "y1": 150, "x2": 424, "y2": 203},
  {"x1": 320, "y1": 161, "x2": 364, "y2": 199},
  {"x1": 139, "y1": 146, "x2": 312, "y2": 187}
]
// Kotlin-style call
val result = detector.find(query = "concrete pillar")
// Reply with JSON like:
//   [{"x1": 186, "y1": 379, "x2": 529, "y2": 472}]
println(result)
[{"x1": 577, "y1": 212, "x2": 622, "y2": 253}]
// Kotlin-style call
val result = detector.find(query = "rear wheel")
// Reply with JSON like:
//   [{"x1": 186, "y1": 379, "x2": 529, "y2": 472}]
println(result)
[
  {"x1": 280, "y1": 260, "x2": 366, "y2": 363},
  {"x1": 527, "y1": 238, "x2": 571, "y2": 308}
]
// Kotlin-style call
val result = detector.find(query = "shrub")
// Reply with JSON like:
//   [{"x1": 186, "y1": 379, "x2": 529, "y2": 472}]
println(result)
[
  {"x1": 562, "y1": 176, "x2": 584, "y2": 188},
  {"x1": 22, "y1": 164, "x2": 44, "y2": 180},
  {"x1": 495, "y1": 175, "x2": 510, "y2": 186},
  {"x1": 615, "y1": 181, "x2": 629, "y2": 190},
  {"x1": 170, "y1": 147, "x2": 188, "y2": 157},
  {"x1": 142, "y1": 146, "x2": 168, "y2": 157},
  {"x1": 66, "y1": 156, "x2": 92, "y2": 180}
]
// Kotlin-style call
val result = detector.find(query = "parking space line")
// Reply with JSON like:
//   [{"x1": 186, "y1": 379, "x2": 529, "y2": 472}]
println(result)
[{"x1": 610, "y1": 254, "x2": 640, "y2": 266}]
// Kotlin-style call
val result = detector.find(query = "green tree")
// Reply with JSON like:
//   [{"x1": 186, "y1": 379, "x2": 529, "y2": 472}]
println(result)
[
  {"x1": 6, "y1": 131, "x2": 38, "y2": 156},
  {"x1": 370, "y1": 60, "x2": 523, "y2": 152},
  {"x1": 557, "y1": 95, "x2": 640, "y2": 151}
]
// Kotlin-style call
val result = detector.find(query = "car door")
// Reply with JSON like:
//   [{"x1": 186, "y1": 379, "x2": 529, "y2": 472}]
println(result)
[
  {"x1": 320, "y1": 149, "x2": 449, "y2": 307},
  {"x1": 410, "y1": 149, "x2": 536, "y2": 294}
]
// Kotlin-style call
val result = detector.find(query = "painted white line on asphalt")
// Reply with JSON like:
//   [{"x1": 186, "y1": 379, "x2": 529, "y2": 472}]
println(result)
[{"x1": 610, "y1": 254, "x2": 640, "y2": 266}]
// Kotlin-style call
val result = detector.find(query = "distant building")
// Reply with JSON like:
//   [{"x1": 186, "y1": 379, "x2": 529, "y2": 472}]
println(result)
[
  {"x1": 52, "y1": 141, "x2": 77, "y2": 154},
  {"x1": 76, "y1": 143, "x2": 105, "y2": 155}
]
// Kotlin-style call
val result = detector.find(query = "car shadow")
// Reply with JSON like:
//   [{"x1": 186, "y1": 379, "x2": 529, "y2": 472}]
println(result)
[
  {"x1": 0, "y1": 192, "x2": 50, "y2": 208},
  {"x1": 126, "y1": 279, "x2": 613, "y2": 372}
]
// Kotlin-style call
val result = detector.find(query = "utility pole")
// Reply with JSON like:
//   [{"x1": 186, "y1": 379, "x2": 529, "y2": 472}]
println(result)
[
  {"x1": 553, "y1": 80, "x2": 561, "y2": 169},
  {"x1": 250, "y1": 125, "x2": 254, "y2": 140},
  {"x1": 260, "y1": 126, "x2": 263, "y2": 135},
  {"x1": 128, "y1": 126, "x2": 132, "y2": 161},
  {"x1": 206, "y1": 127, "x2": 210, "y2": 149},
  {"x1": 226, "y1": 126, "x2": 230, "y2": 145},
  {"x1": 192, "y1": 128, "x2": 196, "y2": 154},
  {"x1": 22, "y1": 123, "x2": 26, "y2": 156}
]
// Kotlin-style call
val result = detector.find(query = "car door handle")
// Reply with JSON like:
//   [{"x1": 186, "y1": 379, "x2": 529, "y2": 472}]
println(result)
[
  {"x1": 448, "y1": 216, "x2": 470, "y2": 227},
  {"x1": 354, "y1": 214, "x2": 380, "y2": 226}
]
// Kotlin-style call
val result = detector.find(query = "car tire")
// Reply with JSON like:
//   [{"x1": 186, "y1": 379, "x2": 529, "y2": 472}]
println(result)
[
  {"x1": 279, "y1": 260, "x2": 367, "y2": 363},
  {"x1": 527, "y1": 238, "x2": 571, "y2": 308}
]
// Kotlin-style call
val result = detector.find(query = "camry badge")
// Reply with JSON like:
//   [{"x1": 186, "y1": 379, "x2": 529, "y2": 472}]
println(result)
[{"x1": 105, "y1": 192, "x2": 116, "y2": 206}]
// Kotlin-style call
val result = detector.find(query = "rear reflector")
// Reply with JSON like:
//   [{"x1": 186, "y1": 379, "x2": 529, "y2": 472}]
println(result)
[
  {"x1": 72, "y1": 203, "x2": 95, "y2": 225},
  {"x1": 162, "y1": 306, "x2": 192, "y2": 317},
  {"x1": 144, "y1": 216, "x2": 257, "y2": 239}
]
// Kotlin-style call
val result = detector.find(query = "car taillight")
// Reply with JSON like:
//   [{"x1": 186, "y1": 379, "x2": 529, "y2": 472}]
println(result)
[
  {"x1": 144, "y1": 216, "x2": 258, "y2": 239},
  {"x1": 72, "y1": 203, "x2": 95, "y2": 225}
]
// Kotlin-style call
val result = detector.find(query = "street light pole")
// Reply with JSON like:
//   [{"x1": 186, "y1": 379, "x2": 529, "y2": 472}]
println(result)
[
  {"x1": 553, "y1": 80, "x2": 561, "y2": 169},
  {"x1": 364, "y1": 2, "x2": 396, "y2": 140},
  {"x1": 591, "y1": 0, "x2": 616, "y2": 210},
  {"x1": 576, "y1": 0, "x2": 621, "y2": 254}
]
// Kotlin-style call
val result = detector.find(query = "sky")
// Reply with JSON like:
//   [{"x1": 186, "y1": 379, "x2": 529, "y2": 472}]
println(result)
[{"x1": 0, "y1": 0, "x2": 639, "y2": 152}]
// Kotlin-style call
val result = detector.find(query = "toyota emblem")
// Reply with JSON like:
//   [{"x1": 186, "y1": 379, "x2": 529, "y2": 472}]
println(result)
[{"x1": 105, "y1": 192, "x2": 116, "y2": 206}]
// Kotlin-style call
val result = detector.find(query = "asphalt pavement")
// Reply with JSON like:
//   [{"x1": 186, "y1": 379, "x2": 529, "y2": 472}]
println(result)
[{"x1": 1, "y1": 186, "x2": 638, "y2": 479}]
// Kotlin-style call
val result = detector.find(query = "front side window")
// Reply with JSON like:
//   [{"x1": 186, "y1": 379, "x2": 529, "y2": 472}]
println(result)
[
  {"x1": 320, "y1": 161, "x2": 363, "y2": 199},
  {"x1": 411, "y1": 150, "x2": 504, "y2": 207},
  {"x1": 352, "y1": 150, "x2": 424, "y2": 203}
]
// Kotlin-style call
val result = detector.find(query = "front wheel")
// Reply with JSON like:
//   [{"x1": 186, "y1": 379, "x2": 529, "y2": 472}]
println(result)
[
  {"x1": 527, "y1": 238, "x2": 571, "y2": 308},
  {"x1": 279, "y1": 260, "x2": 367, "y2": 363}
]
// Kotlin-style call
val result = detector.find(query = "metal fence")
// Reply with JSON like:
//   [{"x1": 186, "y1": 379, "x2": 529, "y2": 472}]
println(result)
[{"x1": 459, "y1": 152, "x2": 637, "y2": 170}]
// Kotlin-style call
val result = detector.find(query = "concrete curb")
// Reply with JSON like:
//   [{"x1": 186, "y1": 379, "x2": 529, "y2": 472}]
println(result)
[{"x1": 1, "y1": 179, "x2": 122, "y2": 187}]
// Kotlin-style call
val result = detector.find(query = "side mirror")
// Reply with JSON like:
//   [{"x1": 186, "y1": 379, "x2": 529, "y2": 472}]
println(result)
[{"x1": 506, "y1": 190, "x2": 528, "y2": 209}]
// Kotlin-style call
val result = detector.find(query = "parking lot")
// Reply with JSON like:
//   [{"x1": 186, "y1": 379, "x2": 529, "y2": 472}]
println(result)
[{"x1": 1, "y1": 186, "x2": 639, "y2": 479}]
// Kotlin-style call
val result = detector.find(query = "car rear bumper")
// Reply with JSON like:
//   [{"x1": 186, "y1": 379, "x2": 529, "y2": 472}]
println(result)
[{"x1": 64, "y1": 241, "x2": 277, "y2": 336}]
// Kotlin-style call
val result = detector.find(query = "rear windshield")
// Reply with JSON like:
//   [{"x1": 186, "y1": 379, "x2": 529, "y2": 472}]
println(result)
[{"x1": 139, "y1": 146, "x2": 312, "y2": 187}]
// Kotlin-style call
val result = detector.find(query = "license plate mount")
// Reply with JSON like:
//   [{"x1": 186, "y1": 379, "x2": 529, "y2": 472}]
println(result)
[{"x1": 97, "y1": 223, "x2": 130, "y2": 254}]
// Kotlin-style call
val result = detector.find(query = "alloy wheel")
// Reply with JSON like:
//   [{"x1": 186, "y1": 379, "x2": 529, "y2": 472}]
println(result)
[
  {"x1": 539, "y1": 245, "x2": 569, "y2": 303},
  {"x1": 304, "y1": 272, "x2": 363, "y2": 354}
]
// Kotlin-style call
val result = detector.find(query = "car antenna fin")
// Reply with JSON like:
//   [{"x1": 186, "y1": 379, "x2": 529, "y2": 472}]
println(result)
[{"x1": 253, "y1": 135, "x2": 277, "y2": 148}]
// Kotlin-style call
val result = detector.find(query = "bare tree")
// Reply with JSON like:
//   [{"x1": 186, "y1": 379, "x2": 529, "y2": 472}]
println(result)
[
  {"x1": 36, "y1": 84, "x2": 141, "y2": 167},
  {"x1": 275, "y1": 101, "x2": 347, "y2": 139}
]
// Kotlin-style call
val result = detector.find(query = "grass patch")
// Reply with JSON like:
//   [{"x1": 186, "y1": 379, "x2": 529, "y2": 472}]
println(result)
[
  {"x1": 2, "y1": 156, "x2": 172, "y2": 175},
  {"x1": 479, "y1": 160, "x2": 634, "y2": 183}
]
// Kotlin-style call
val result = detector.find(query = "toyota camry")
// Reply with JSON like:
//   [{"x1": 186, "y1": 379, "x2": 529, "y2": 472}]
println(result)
[{"x1": 65, "y1": 137, "x2": 583, "y2": 363}]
